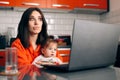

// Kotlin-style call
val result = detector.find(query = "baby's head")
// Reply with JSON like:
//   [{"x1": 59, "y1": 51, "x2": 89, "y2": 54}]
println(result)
[{"x1": 41, "y1": 38, "x2": 58, "y2": 57}]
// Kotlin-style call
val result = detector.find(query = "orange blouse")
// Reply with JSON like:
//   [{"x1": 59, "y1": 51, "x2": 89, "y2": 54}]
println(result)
[{"x1": 11, "y1": 38, "x2": 62, "y2": 67}]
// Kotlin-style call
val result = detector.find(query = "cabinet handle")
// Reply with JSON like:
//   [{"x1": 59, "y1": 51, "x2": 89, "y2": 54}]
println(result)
[
  {"x1": 83, "y1": 3, "x2": 99, "y2": 7},
  {"x1": 52, "y1": 4, "x2": 70, "y2": 8},
  {"x1": 0, "y1": 1, "x2": 9, "y2": 5},
  {"x1": 60, "y1": 54, "x2": 69, "y2": 57},
  {"x1": 22, "y1": 2, "x2": 40, "y2": 6}
]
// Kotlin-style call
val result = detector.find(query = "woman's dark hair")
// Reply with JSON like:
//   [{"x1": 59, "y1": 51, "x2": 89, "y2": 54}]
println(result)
[{"x1": 17, "y1": 7, "x2": 48, "y2": 48}]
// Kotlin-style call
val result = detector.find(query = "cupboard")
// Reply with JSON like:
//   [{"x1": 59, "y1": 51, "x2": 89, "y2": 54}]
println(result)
[
  {"x1": 77, "y1": 0, "x2": 108, "y2": 9},
  {"x1": 58, "y1": 48, "x2": 70, "y2": 63},
  {"x1": 0, "y1": 0, "x2": 14, "y2": 7},
  {"x1": 0, "y1": 0, "x2": 109, "y2": 14},
  {"x1": 14, "y1": 0, "x2": 46, "y2": 8},
  {"x1": 47, "y1": 0, "x2": 78, "y2": 10}
]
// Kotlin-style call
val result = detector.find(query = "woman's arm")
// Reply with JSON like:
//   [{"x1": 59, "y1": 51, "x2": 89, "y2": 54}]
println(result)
[{"x1": 11, "y1": 38, "x2": 31, "y2": 67}]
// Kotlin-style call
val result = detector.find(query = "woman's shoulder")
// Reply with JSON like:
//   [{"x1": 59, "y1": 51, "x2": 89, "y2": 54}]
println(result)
[
  {"x1": 12, "y1": 38, "x2": 20, "y2": 44},
  {"x1": 11, "y1": 38, "x2": 22, "y2": 47}
]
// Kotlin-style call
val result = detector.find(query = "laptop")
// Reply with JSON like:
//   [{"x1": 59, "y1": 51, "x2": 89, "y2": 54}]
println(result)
[{"x1": 43, "y1": 20, "x2": 120, "y2": 71}]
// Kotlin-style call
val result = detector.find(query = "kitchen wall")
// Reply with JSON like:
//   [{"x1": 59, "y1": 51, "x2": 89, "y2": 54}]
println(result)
[
  {"x1": 0, "y1": 8, "x2": 100, "y2": 42},
  {"x1": 1, "y1": 0, "x2": 120, "y2": 43},
  {"x1": 100, "y1": 0, "x2": 120, "y2": 24}
]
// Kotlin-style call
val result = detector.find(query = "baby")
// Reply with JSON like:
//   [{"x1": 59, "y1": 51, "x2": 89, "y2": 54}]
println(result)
[{"x1": 32, "y1": 38, "x2": 63, "y2": 68}]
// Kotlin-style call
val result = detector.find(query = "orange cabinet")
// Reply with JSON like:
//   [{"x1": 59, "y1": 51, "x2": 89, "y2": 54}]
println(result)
[
  {"x1": 77, "y1": 0, "x2": 108, "y2": 9},
  {"x1": 68, "y1": 0, "x2": 79, "y2": 9},
  {"x1": 15, "y1": 0, "x2": 46, "y2": 8},
  {"x1": 47, "y1": 0, "x2": 108, "y2": 10},
  {"x1": 0, "y1": 0, "x2": 15, "y2": 7},
  {"x1": 58, "y1": 48, "x2": 70, "y2": 63},
  {"x1": 47, "y1": 0, "x2": 77, "y2": 10},
  {"x1": 0, "y1": 0, "x2": 108, "y2": 14}
]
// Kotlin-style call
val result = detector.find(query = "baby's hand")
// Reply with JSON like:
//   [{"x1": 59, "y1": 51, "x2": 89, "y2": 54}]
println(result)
[
  {"x1": 35, "y1": 61, "x2": 59, "y2": 66},
  {"x1": 54, "y1": 62, "x2": 59, "y2": 65},
  {"x1": 35, "y1": 61, "x2": 42, "y2": 65}
]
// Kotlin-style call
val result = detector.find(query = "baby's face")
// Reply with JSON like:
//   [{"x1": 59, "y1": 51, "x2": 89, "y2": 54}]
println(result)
[{"x1": 43, "y1": 42, "x2": 57, "y2": 57}]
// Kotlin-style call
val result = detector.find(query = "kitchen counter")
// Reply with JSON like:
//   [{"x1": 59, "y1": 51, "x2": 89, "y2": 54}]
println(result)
[{"x1": 0, "y1": 65, "x2": 120, "y2": 80}]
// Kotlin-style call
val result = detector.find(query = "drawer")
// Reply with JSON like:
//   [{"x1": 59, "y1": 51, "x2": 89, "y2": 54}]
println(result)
[{"x1": 58, "y1": 48, "x2": 70, "y2": 63}]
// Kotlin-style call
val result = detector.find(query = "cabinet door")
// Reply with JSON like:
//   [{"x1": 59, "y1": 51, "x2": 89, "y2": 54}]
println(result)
[
  {"x1": 47, "y1": 0, "x2": 73, "y2": 9},
  {"x1": 78, "y1": 0, "x2": 107, "y2": 9},
  {"x1": 0, "y1": 0, "x2": 14, "y2": 7},
  {"x1": 15, "y1": 0, "x2": 46, "y2": 8},
  {"x1": 68, "y1": 0, "x2": 79, "y2": 9},
  {"x1": 58, "y1": 48, "x2": 70, "y2": 63}
]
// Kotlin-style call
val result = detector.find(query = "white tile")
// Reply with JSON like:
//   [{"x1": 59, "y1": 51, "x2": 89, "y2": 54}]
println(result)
[
  {"x1": 49, "y1": 30, "x2": 71, "y2": 35},
  {"x1": 6, "y1": 11, "x2": 20, "y2": 17},
  {"x1": 0, "y1": 17, "x2": 13, "y2": 23},
  {"x1": 47, "y1": 30, "x2": 58, "y2": 35},
  {"x1": 49, "y1": 19, "x2": 55, "y2": 24},
  {"x1": 54, "y1": 25, "x2": 67, "y2": 30},
  {"x1": 64, "y1": 14, "x2": 77, "y2": 19},
  {"x1": 0, "y1": 26, "x2": 7, "y2": 34},
  {"x1": 44, "y1": 13, "x2": 55, "y2": 19},
  {"x1": 45, "y1": 18, "x2": 49, "y2": 24},
  {"x1": 66, "y1": 25, "x2": 73, "y2": 30},
  {"x1": 55, "y1": 14, "x2": 66, "y2": 19},
  {"x1": 0, "y1": 11, "x2": 7, "y2": 17},
  {"x1": 0, "y1": 24, "x2": 5, "y2": 28},
  {"x1": 54, "y1": 19, "x2": 62, "y2": 24},
  {"x1": 77, "y1": 14, "x2": 100, "y2": 21},
  {"x1": 47, "y1": 25, "x2": 55, "y2": 30},
  {"x1": 7, "y1": 27, "x2": 17, "y2": 38},
  {"x1": 61, "y1": 19, "x2": 74, "y2": 25},
  {"x1": 12, "y1": 18, "x2": 21, "y2": 24},
  {"x1": 5, "y1": 24, "x2": 18, "y2": 28}
]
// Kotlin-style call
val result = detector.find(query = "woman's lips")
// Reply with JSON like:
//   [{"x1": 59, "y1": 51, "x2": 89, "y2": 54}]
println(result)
[{"x1": 33, "y1": 27, "x2": 39, "y2": 30}]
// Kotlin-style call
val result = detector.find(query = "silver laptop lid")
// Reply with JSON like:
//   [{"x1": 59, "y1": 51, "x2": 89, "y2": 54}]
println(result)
[{"x1": 69, "y1": 20, "x2": 120, "y2": 71}]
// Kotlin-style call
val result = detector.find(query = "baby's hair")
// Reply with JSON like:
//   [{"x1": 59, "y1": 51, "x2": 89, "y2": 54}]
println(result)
[
  {"x1": 40, "y1": 38, "x2": 58, "y2": 55},
  {"x1": 41, "y1": 38, "x2": 58, "y2": 49}
]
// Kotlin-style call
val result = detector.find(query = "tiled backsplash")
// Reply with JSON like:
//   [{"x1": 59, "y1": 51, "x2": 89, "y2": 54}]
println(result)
[
  {"x1": 0, "y1": 9, "x2": 100, "y2": 38},
  {"x1": 1, "y1": 8, "x2": 120, "y2": 43}
]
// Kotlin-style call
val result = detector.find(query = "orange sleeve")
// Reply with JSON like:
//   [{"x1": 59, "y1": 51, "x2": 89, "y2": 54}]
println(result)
[{"x1": 11, "y1": 39, "x2": 31, "y2": 66}]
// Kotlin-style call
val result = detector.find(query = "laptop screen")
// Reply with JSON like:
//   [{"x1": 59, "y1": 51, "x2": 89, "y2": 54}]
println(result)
[{"x1": 68, "y1": 20, "x2": 120, "y2": 71}]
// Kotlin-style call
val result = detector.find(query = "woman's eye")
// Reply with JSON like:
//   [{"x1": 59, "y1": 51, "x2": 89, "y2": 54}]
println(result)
[
  {"x1": 39, "y1": 17, "x2": 42, "y2": 21},
  {"x1": 29, "y1": 18, "x2": 35, "y2": 21}
]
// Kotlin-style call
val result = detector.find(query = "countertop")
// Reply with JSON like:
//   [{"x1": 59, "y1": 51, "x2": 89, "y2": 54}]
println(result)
[{"x1": 0, "y1": 65, "x2": 120, "y2": 80}]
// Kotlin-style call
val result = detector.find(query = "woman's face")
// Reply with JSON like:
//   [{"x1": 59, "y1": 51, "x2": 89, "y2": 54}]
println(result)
[{"x1": 28, "y1": 10, "x2": 43, "y2": 35}]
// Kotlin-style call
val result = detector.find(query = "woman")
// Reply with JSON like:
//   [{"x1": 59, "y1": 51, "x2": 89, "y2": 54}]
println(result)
[{"x1": 11, "y1": 7, "x2": 62, "y2": 67}]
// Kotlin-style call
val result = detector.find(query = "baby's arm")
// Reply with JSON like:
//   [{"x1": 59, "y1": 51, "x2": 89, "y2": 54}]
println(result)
[
  {"x1": 34, "y1": 56, "x2": 56, "y2": 65},
  {"x1": 36, "y1": 61, "x2": 56, "y2": 65},
  {"x1": 55, "y1": 57, "x2": 63, "y2": 65},
  {"x1": 32, "y1": 55, "x2": 43, "y2": 68}
]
